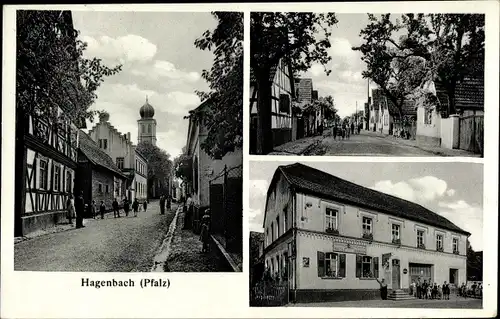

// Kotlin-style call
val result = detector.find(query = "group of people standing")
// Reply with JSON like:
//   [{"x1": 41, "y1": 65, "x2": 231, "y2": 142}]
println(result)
[
  {"x1": 66, "y1": 192, "x2": 149, "y2": 227},
  {"x1": 330, "y1": 122, "x2": 362, "y2": 140},
  {"x1": 410, "y1": 279, "x2": 451, "y2": 300},
  {"x1": 159, "y1": 194, "x2": 172, "y2": 215}
]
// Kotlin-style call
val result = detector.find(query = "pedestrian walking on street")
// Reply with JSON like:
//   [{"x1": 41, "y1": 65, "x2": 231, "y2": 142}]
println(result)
[
  {"x1": 350, "y1": 122, "x2": 354, "y2": 135},
  {"x1": 358, "y1": 123, "x2": 361, "y2": 134},
  {"x1": 200, "y1": 213, "x2": 210, "y2": 253},
  {"x1": 332, "y1": 123, "x2": 337, "y2": 140},
  {"x1": 66, "y1": 195, "x2": 75, "y2": 225},
  {"x1": 112, "y1": 198, "x2": 120, "y2": 218},
  {"x1": 132, "y1": 198, "x2": 139, "y2": 217},
  {"x1": 143, "y1": 200, "x2": 148, "y2": 212},
  {"x1": 376, "y1": 278, "x2": 388, "y2": 300},
  {"x1": 123, "y1": 197, "x2": 130, "y2": 217},
  {"x1": 91, "y1": 200, "x2": 97, "y2": 219},
  {"x1": 99, "y1": 200, "x2": 106, "y2": 219},
  {"x1": 75, "y1": 191, "x2": 85, "y2": 229},
  {"x1": 416, "y1": 278, "x2": 422, "y2": 299},
  {"x1": 159, "y1": 195, "x2": 165, "y2": 215}
]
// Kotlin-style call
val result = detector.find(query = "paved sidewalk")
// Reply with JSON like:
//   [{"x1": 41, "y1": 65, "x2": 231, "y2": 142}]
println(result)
[
  {"x1": 360, "y1": 130, "x2": 480, "y2": 157},
  {"x1": 164, "y1": 209, "x2": 225, "y2": 272},
  {"x1": 269, "y1": 136, "x2": 324, "y2": 155}
]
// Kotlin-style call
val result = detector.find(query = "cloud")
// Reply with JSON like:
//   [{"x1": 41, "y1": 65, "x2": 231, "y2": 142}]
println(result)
[
  {"x1": 438, "y1": 200, "x2": 483, "y2": 250},
  {"x1": 329, "y1": 37, "x2": 357, "y2": 58},
  {"x1": 250, "y1": 180, "x2": 269, "y2": 196},
  {"x1": 309, "y1": 64, "x2": 325, "y2": 77},
  {"x1": 446, "y1": 189, "x2": 456, "y2": 196},
  {"x1": 249, "y1": 208, "x2": 264, "y2": 232},
  {"x1": 371, "y1": 176, "x2": 451, "y2": 204},
  {"x1": 81, "y1": 34, "x2": 157, "y2": 63},
  {"x1": 131, "y1": 60, "x2": 201, "y2": 83}
]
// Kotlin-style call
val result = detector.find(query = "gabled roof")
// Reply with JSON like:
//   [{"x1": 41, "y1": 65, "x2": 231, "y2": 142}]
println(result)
[
  {"x1": 78, "y1": 130, "x2": 126, "y2": 178},
  {"x1": 435, "y1": 77, "x2": 484, "y2": 111},
  {"x1": 266, "y1": 163, "x2": 469, "y2": 235},
  {"x1": 372, "y1": 89, "x2": 416, "y2": 116}
]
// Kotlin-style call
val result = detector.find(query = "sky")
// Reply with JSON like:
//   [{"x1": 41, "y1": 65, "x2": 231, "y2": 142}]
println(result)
[
  {"x1": 249, "y1": 161, "x2": 484, "y2": 251},
  {"x1": 301, "y1": 13, "x2": 387, "y2": 118},
  {"x1": 72, "y1": 11, "x2": 217, "y2": 158}
]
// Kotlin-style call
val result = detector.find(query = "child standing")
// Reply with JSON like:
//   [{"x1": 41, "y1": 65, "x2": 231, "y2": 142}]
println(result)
[
  {"x1": 199, "y1": 214, "x2": 210, "y2": 253},
  {"x1": 99, "y1": 200, "x2": 106, "y2": 219}
]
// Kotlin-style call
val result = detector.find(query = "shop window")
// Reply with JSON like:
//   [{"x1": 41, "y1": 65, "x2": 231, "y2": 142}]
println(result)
[
  {"x1": 325, "y1": 207, "x2": 338, "y2": 233},
  {"x1": 356, "y1": 255, "x2": 379, "y2": 278},
  {"x1": 452, "y1": 237, "x2": 459, "y2": 254},
  {"x1": 436, "y1": 234, "x2": 444, "y2": 251},
  {"x1": 38, "y1": 159, "x2": 48, "y2": 189},
  {"x1": 391, "y1": 224, "x2": 400, "y2": 243},
  {"x1": 317, "y1": 252, "x2": 346, "y2": 278}
]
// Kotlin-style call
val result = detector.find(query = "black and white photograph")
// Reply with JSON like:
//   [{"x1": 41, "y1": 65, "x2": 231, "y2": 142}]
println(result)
[
  {"x1": 13, "y1": 9, "x2": 243, "y2": 273},
  {"x1": 249, "y1": 161, "x2": 483, "y2": 308},
  {"x1": 249, "y1": 13, "x2": 484, "y2": 157}
]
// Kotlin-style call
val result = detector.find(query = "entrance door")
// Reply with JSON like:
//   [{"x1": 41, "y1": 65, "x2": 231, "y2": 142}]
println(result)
[
  {"x1": 392, "y1": 259, "x2": 401, "y2": 289},
  {"x1": 449, "y1": 268, "x2": 458, "y2": 286}
]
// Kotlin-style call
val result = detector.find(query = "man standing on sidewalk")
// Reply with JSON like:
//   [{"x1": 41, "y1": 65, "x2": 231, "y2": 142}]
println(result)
[{"x1": 75, "y1": 191, "x2": 85, "y2": 229}]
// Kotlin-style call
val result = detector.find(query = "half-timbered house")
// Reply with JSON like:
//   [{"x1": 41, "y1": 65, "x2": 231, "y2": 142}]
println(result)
[{"x1": 14, "y1": 10, "x2": 86, "y2": 237}]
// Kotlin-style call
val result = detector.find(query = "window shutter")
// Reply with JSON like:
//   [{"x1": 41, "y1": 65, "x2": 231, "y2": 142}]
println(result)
[
  {"x1": 356, "y1": 255, "x2": 362, "y2": 278},
  {"x1": 339, "y1": 254, "x2": 346, "y2": 278},
  {"x1": 373, "y1": 257, "x2": 379, "y2": 278},
  {"x1": 317, "y1": 251, "x2": 325, "y2": 277}
]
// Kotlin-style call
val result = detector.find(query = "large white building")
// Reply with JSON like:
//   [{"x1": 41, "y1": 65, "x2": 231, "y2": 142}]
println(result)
[
  {"x1": 88, "y1": 112, "x2": 148, "y2": 201},
  {"x1": 262, "y1": 163, "x2": 469, "y2": 303}
]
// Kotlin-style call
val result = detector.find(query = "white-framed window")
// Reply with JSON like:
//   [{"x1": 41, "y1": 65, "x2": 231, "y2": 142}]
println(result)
[
  {"x1": 325, "y1": 207, "x2": 338, "y2": 231},
  {"x1": 362, "y1": 216, "x2": 372, "y2": 234},
  {"x1": 392, "y1": 224, "x2": 400, "y2": 241},
  {"x1": 417, "y1": 229, "x2": 425, "y2": 247},
  {"x1": 436, "y1": 234, "x2": 444, "y2": 251},
  {"x1": 362, "y1": 256, "x2": 373, "y2": 278},
  {"x1": 39, "y1": 159, "x2": 48, "y2": 189},
  {"x1": 325, "y1": 253, "x2": 338, "y2": 277},
  {"x1": 53, "y1": 164, "x2": 61, "y2": 191},
  {"x1": 116, "y1": 157, "x2": 124, "y2": 169},
  {"x1": 453, "y1": 237, "x2": 459, "y2": 254}
]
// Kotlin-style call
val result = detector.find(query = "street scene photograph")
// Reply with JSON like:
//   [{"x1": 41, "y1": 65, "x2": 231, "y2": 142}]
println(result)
[
  {"x1": 249, "y1": 161, "x2": 483, "y2": 308},
  {"x1": 14, "y1": 10, "x2": 243, "y2": 272},
  {"x1": 249, "y1": 13, "x2": 484, "y2": 157}
]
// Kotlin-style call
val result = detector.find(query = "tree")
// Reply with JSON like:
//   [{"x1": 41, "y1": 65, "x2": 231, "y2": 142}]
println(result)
[
  {"x1": 16, "y1": 10, "x2": 122, "y2": 124},
  {"x1": 317, "y1": 95, "x2": 337, "y2": 121},
  {"x1": 251, "y1": 12, "x2": 338, "y2": 154},
  {"x1": 354, "y1": 13, "x2": 484, "y2": 117},
  {"x1": 353, "y1": 14, "x2": 428, "y2": 120},
  {"x1": 193, "y1": 12, "x2": 243, "y2": 159},
  {"x1": 466, "y1": 239, "x2": 483, "y2": 281},
  {"x1": 136, "y1": 142, "x2": 172, "y2": 197},
  {"x1": 173, "y1": 147, "x2": 191, "y2": 181}
]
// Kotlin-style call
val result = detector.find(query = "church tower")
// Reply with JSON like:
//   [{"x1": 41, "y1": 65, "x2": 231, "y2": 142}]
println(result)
[{"x1": 137, "y1": 96, "x2": 157, "y2": 146}]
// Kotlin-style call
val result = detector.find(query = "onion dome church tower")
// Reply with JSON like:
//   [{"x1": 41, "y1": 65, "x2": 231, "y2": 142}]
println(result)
[{"x1": 137, "y1": 96, "x2": 157, "y2": 146}]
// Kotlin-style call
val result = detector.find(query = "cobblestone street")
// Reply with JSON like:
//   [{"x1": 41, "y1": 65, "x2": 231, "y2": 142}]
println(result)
[{"x1": 15, "y1": 201, "x2": 177, "y2": 272}]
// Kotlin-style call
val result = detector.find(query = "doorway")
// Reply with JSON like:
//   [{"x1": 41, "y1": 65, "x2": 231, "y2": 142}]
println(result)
[
  {"x1": 449, "y1": 268, "x2": 458, "y2": 286},
  {"x1": 392, "y1": 259, "x2": 401, "y2": 289}
]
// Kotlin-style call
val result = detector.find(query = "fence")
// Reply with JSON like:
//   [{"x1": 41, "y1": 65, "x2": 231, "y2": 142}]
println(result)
[
  {"x1": 209, "y1": 164, "x2": 243, "y2": 254},
  {"x1": 459, "y1": 115, "x2": 484, "y2": 155},
  {"x1": 250, "y1": 280, "x2": 289, "y2": 307}
]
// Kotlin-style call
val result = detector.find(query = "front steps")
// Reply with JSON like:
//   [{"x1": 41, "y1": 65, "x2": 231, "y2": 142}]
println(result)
[{"x1": 388, "y1": 289, "x2": 416, "y2": 300}]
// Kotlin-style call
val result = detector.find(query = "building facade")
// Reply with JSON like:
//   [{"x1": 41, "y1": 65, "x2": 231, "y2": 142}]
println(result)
[
  {"x1": 137, "y1": 96, "x2": 157, "y2": 146},
  {"x1": 15, "y1": 10, "x2": 83, "y2": 237},
  {"x1": 87, "y1": 113, "x2": 148, "y2": 202},
  {"x1": 77, "y1": 131, "x2": 127, "y2": 213},
  {"x1": 263, "y1": 163, "x2": 469, "y2": 303},
  {"x1": 250, "y1": 58, "x2": 295, "y2": 151}
]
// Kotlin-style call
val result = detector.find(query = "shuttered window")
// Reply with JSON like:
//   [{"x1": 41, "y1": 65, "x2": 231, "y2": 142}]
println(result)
[
  {"x1": 356, "y1": 255, "x2": 377, "y2": 278},
  {"x1": 318, "y1": 251, "x2": 346, "y2": 278}
]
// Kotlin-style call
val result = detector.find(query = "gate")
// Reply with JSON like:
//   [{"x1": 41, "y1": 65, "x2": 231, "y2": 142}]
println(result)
[
  {"x1": 459, "y1": 115, "x2": 484, "y2": 154},
  {"x1": 250, "y1": 280, "x2": 289, "y2": 307},
  {"x1": 208, "y1": 164, "x2": 243, "y2": 254}
]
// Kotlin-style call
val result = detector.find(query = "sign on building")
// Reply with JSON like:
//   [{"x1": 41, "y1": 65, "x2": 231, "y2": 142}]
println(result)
[{"x1": 333, "y1": 241, "x2": 366, "y2": 255}]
